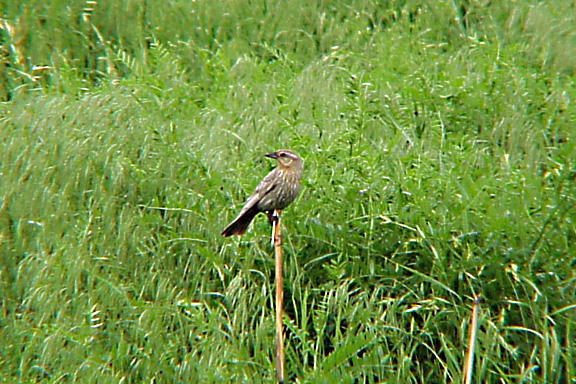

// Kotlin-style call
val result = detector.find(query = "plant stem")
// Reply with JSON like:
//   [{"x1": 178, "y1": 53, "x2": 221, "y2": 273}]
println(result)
[
  {"x1": 273, "y1": 209, "x2": 284, "y2": 383},
  {"x1": 463, "y1": 296, "x2": 480, "y2": 384}
]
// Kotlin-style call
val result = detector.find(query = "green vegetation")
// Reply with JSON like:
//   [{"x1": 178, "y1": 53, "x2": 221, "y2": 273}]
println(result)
[{"x1": 1, "y1": 0, "x2": 575, "y2": 382}]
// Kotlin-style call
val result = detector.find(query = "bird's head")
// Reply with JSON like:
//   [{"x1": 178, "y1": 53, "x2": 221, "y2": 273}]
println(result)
[{"x1": 265, "y1": 149, "x2": 302, "y2": 169}]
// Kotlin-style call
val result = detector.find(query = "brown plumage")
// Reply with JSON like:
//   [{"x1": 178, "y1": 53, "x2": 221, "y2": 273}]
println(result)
[{"x1": 221, "y1": 149, "x2": 303, "y2": 237}]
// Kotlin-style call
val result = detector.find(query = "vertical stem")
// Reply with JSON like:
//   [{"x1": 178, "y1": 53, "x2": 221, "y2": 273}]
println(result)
[
  {"x1": 273, "y1": 209, "x2": 284, "y2": 383},
  {"x1": 463, "y1": 296, "x2": 480, "y2": 384}
]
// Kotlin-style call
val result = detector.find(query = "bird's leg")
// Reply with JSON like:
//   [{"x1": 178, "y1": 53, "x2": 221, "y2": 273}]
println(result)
[
  {"x1": 266, "y1": 210, "x2": 276, "y2": 225},
  {"x1": 269, "y1": 210, "x2": 280, "y2": 246}
]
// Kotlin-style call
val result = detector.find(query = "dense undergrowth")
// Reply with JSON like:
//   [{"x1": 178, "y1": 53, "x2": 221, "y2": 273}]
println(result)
[{"x1": 1, "y1": 1, "x2": 575, "y2": 382}]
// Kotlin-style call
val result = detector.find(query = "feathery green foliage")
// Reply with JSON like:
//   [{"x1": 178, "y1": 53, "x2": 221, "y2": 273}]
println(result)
[{"x1": 1, "y1": 0, "x2": 575, "y2": 382}]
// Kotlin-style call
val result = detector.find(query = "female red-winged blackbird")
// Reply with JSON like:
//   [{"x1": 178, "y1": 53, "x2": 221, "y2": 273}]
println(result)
[{"x1": 221, "y1": 149, "x2": 303, "y2": 237}]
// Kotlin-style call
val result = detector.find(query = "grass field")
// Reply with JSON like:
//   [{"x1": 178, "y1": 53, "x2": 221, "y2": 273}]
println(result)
[{"x1": 1, "y1": 0, "x2": 575, "y2": 382}]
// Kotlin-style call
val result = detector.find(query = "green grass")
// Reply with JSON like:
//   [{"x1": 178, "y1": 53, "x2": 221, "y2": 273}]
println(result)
[{"x1": 1, "y1": 0, "x2": 575, "y2": 382}]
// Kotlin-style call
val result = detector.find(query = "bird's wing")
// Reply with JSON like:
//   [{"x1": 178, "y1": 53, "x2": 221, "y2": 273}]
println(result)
[{"x1": 236, "y1": 169, "x2": 278, "y2": 216}]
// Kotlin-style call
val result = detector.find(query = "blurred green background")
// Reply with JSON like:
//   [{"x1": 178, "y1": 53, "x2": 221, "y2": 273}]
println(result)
[{"x1": 1, "y1": 0, "x2": 575, "y2": 382}]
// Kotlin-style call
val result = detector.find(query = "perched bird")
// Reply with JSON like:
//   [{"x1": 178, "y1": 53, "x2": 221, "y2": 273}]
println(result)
[{"x1": 221, "y1": 149, "x2": 303, "y2": 237}]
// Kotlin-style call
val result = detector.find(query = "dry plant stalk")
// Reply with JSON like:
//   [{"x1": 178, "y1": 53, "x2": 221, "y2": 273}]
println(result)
[
  {"x1": 1, "y1": 18, "x2": 25, "y2": 66},
  {"x1": 463, "y1": 296, "x2": 481, "y2": 384},
  {"x1": 80, "y1": 0, "x2": 116, "y2": 77},
  {"x1": 272, "y1": 209, "x2": 285, "y2": 383}
]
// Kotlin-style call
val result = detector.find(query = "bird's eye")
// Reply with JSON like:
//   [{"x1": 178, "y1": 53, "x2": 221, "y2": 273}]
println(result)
[{"x1": 279, "y1": 153, "x2": 286, "y2": 157}]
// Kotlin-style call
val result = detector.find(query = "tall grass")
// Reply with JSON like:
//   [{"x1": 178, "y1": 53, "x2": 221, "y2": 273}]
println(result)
[{"x1": 1, "y1": 0, "x2": 575, "y2": 382}]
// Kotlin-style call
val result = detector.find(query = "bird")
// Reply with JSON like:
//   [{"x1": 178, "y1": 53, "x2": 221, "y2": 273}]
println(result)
[{"x1": 221, "y1": 149, "x2": 303, "y2": 237}]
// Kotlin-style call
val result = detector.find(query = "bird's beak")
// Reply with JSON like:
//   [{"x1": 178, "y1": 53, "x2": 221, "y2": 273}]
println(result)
[{"x1": 265, "y1": 152, "x2": 278, "y2": 159}]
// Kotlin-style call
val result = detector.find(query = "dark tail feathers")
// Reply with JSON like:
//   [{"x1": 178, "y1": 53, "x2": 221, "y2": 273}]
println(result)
[{"x1": 221, "y1": 206, "x2": 259, "y2": 237}]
